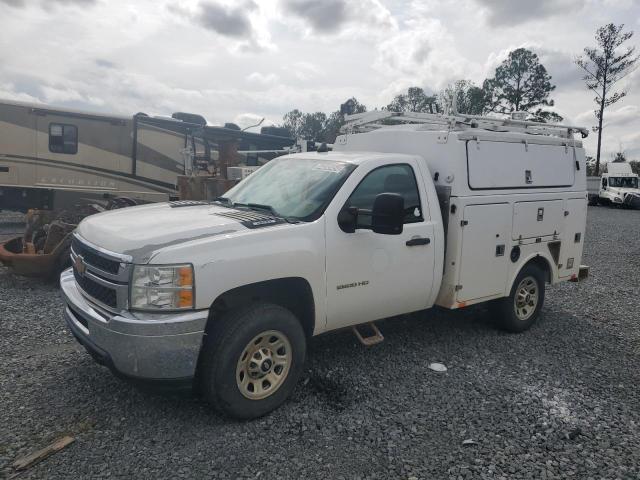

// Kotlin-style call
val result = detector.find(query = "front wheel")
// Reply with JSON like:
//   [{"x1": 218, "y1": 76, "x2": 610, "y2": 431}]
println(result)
[
  {"x1": 494, "y1": 265, "x2": 545, "y2": 333},
  {"x1": 198, "y1": 303, "x2": 306, "y2": 419}
]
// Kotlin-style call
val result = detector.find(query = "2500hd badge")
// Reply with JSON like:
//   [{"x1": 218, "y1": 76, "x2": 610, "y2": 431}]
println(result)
[{"x1": 337, "y1": 280, "x2": 370, "y2": 290}]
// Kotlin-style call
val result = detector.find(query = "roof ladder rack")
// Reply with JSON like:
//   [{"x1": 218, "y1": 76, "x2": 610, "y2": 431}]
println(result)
[{"x1": 341, "y1": 110, "x2": 589, "y2": 140}]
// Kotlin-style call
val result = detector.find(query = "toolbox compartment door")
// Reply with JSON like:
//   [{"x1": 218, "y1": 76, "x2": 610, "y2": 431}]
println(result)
[
  {"x1": 457, "y1": 203, "x2": 511, "y2": 302},
  {"x1": 559, "y1": 198, "x2": 587, "y2": 278},
  {"x1": 512, "y1": 200, "x2": 564, "y2": 240},
  {"x1": 467, "y1": 141, "x2": 575, "y2": 189}
]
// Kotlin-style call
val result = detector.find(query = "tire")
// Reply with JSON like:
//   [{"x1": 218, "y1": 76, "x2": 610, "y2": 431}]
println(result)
[
  {"x1": 198, "y1": 302, "x2": 306, "y2": 419},
  {"x1": 494, "y1": 264, "x2": 545, "y2": 333},
  {"x1": 51, "y1": 245, "x2": 71, "y2": 286}
]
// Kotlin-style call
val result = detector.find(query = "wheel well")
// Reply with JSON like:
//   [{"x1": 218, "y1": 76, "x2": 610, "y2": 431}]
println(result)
[
  {"x1": 523, "y1": 255, "x2": 552, "y2": 284},
  {"x1": 208, "y1": 278, "x2": 315, "y2": 337}
]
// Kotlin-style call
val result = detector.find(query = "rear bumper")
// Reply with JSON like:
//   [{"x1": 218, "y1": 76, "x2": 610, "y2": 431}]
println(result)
[{"x1": 60, "y1": 269, "x2": 209, "y2": 383}]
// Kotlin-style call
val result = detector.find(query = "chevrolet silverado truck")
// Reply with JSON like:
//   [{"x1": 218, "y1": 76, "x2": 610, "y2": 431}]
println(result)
[{"x1": 61, "y1": 111, "x2": 589, "y2": 419}]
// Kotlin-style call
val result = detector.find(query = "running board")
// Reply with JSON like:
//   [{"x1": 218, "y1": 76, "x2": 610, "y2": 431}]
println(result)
[{"x1": 352, "y1": 322, "x2": 384, "y2": 346}]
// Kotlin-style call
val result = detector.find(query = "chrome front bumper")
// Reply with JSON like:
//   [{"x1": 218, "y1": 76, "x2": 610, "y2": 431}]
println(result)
[{"x1": 60, "y1": 268, "x2": 209, "y2": 381}]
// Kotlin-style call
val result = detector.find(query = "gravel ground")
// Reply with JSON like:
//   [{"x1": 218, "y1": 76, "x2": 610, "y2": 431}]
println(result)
[{"x1": 1, "y1": 206, "x2": 639, "y2": 479}]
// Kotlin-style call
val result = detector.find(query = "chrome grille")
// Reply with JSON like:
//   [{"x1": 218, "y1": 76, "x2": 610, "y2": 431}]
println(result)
[
  {"x1": 71, "y1": 236, "x2": 120, "y2": 274},
  {"x1": 74, "y1": 269, "x2": 117, "y2": 308},
  {"x1": 70, "y1": 234, "x2": 132, "y2": 311}
]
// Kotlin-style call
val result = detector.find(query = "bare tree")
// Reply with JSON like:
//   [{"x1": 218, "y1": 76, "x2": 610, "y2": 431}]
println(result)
[{"x1": 576, "y1": 23, "x2": 639, "y2": 175}]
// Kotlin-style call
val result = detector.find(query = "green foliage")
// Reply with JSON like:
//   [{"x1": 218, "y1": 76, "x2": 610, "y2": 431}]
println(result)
[
  {"x1": 575, "y1": 23, "x2": 639, "y2": 174},
  {"x1": 281, "y1": 98, "x2": 367, "y2": 143},
  {"x1": 611, "y1": 150, "x2": 627, "y2": 163},
  {"x1": 483, "y1": 48, "x2": 560, "y2": 120},
  {"x1": 585, "y1": 156, "x2": 598, "y2": 176},
  {"x1": 385, "y1": 87, "x2": 438, "y2": 113},
  {"x1": 439, "y1": 80, "x2": 486, "y2": 115}
]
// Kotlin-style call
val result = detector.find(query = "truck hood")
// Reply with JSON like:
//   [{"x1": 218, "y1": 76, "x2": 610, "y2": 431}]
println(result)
[{"x1": 76, "y1": 202, "x2": 249, "y2": 263}]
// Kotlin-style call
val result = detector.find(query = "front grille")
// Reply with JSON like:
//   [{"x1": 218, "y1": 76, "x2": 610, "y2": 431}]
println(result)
[
  {"x1": 71, "y1": 236, "x2": 120, "y2": 274},
  {"x1": 74, "y1": 269, "x2": 117, "y2": 308}
]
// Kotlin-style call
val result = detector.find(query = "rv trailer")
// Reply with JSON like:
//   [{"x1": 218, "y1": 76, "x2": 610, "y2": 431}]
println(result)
[{"x1": 0, "y1": 99, "x2": 295, "y2": 211}]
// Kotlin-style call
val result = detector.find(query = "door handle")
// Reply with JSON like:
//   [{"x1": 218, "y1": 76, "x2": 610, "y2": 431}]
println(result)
[{"x1": 406, "y1": 237, "x2": 430, "y2": 246}]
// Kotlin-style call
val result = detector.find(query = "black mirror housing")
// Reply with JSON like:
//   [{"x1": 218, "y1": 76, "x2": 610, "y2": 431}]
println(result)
[
  {"x1": 337, "y1": 207, "x2": 358, "y2": 233},
  {"x1": 371, "y1": 193, "x2": 404, "y2": 235}
]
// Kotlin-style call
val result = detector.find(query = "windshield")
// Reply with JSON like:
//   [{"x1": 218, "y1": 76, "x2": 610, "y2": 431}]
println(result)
[
  {"x1": 608, "y1": 177, "x2": 639, "y2": 189},
  {"x1": 222, "y1": 157, "x2": 356, "y2": 221}
]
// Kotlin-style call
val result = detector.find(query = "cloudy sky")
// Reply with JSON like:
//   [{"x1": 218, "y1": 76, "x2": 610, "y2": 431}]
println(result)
[{"x1": 1, "y1": 0, "x2": 639, "y2": 158}]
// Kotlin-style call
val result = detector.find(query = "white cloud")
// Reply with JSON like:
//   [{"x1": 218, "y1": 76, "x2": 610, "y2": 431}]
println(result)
[
  {"x1": 0, "y1": 0, "x2": 638, "y2": 159},
  {"x1": 246, "y1": 72, "x2": 279, "y2": 88}
]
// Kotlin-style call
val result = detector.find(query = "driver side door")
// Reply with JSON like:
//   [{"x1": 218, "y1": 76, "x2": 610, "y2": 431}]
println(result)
[{"x1": 325, "y1": 159, "x2": 436, "y2": 330}]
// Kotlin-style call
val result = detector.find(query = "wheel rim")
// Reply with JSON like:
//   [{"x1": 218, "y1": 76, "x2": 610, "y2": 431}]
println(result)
[
  {"x1": 236, "y1": 330, "x2": 292, "y2": 400},
  {"x1": 514, "y1": 276, "x2": 539, "y2": 321}
]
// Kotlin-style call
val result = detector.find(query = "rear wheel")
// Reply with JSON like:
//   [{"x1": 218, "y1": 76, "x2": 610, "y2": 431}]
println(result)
[
  {"x1": 198, "y1": 303, "x2": 306, "y2": 419},
  {"x1": 494, "y1": 265, "x2": 545, "y2": 333}
]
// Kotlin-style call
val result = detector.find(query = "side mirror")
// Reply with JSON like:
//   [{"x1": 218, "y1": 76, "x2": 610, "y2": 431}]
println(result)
[
  {"x1": 337, "y1": 207, "x2": 358, "y2": 233},
  {"x1": 372, "y1": 193, "x2": 404, "y2": 235}
]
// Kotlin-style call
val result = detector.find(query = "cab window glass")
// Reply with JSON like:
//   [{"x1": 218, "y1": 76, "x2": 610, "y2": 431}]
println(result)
[
  {"x1": 347, "y1": 164, "x2": 423, "y2": 226},
  {"x1": 49, "y1": 123, "x2": 78, "y2": 154}
]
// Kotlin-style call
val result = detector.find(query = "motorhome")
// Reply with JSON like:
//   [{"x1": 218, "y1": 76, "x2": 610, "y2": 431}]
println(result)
[
  {"x1": 0, "y1": 100, "x2": 294, "y2": 211},
  {"x1": 61, "y1": 110, "x2": 589, "y2": 419}
]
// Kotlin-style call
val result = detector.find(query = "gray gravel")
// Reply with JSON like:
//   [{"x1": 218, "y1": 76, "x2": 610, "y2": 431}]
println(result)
[{"x1": 1, "y1": 206, "x2": 639, "y2": 479}]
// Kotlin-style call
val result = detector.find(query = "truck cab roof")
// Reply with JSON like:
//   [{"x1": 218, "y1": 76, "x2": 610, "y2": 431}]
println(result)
[{"x1": 289, "y1": 151, "x2": 420, "y2": 166}]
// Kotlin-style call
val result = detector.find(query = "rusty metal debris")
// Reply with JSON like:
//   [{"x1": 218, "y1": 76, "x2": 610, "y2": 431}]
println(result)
[{"x1": 0, "y1": 203, "x2": 106, "y2": 279}]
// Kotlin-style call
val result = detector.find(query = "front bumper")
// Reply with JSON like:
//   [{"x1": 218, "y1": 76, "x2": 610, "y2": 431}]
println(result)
[{"x1": 60, "y1": 268, "x2": 209, "y2": 383}]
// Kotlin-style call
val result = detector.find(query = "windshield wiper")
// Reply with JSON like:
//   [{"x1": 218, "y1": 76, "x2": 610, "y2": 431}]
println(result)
[{"x1": 210, "y1": 196, "x2": 232, "y2": 207}]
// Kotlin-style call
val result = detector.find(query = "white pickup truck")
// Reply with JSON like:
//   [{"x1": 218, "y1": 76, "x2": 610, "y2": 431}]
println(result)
[{"x1": 61, "y1": 111, "x2": 589, "y2": 419}]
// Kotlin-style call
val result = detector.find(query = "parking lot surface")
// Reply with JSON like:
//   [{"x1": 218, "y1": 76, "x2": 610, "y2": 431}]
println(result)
[{"x1": 1, "y1": 206, "x2": 639, "y2": 479}]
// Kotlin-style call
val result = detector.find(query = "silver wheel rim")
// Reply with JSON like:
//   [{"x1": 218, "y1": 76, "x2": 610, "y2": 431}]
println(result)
[
  {"x1": 236, "y1": 330, "x2": 292, "y2": 400},
  {"x1": 514, "y1": 276, "x2": 539, "y2": 321}
]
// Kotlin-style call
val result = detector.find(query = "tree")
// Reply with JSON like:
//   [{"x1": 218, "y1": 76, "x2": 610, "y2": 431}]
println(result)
[
  {"x1": 339, "y1": 97, "x2": 367, "y2": 116},
  {"x1": 280, "y1": 97, "x2": 367, "y2": 143},
  {"x1": 439, "y1": 80, "x2": 486, "y2": 115},
  {"x1": 299, "y1": 112, "x2": 327, "y2": 141},
  {"x1": 629, "y1": 160, "x2": 640, "y2": 175},
  {"x1": 576, "y1": 24, "x2": 639, "y2": 175},
  {"x1": 386, "y1": 87, "x2": 438, "y2": 113},
  {"x1": 611, "y1": 150, "x2": 627, "y2": 163},
  {"x1": 585, "y1": 155, "x2": 598, "y2": 176},
  {"x1": 483, "y1": 48, "x2": 561, "y2": 122},
  {"x1": 282, "y1": 109, "x2": 304, "y2": 138}
]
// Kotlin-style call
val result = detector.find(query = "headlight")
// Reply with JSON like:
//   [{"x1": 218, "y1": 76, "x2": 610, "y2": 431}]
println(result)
[{"x1": 130, "y1": 264, "x2": 194, "y2": 310}]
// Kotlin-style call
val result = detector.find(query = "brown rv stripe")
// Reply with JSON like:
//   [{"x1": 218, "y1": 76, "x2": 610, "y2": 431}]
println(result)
[
  {"x1": 136, "y1": 142, "x2": 185, "y2": 173},
  {"x1": 5, "y1": 154, "x2": 177, "y2": 192}
]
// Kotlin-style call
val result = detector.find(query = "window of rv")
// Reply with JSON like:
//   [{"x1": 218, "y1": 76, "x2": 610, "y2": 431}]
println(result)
[
  {"x1": 49, "y1": 123, "x2": 78, "y2": 154},
  {"x1": 608, "y1": 177, "x2": 638, "y2": 189}
]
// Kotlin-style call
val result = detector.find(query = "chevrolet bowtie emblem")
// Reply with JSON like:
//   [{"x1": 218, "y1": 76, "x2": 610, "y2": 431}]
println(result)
[{"x1": 74, "y1": 255, "x2": 86, "y2": 276}]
